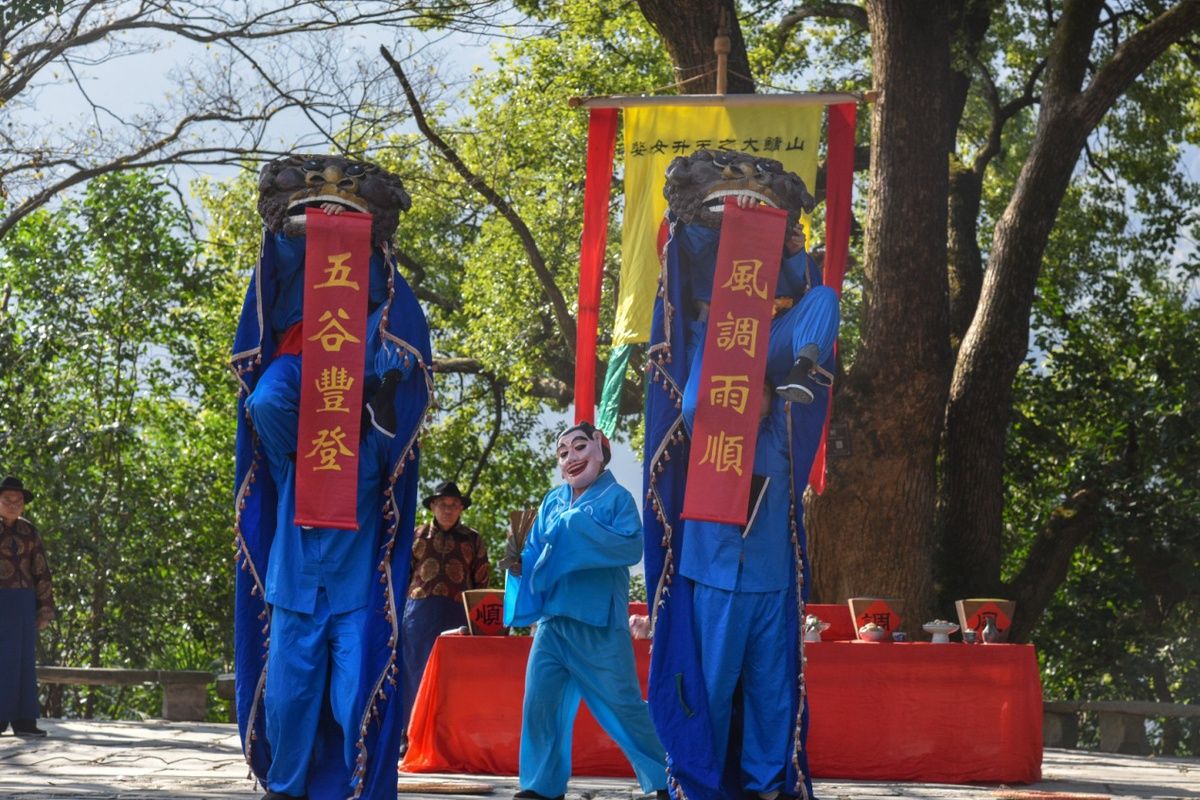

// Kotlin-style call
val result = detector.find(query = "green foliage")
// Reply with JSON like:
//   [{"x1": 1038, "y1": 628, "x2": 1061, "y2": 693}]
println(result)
[
  {"x1": 363, "y1": 1, "x2": 679, "y2": 560},
  {"x1": 3, "y1": 0, "x2": 1197, "y2": 747},
  {"x1": 0, "y1": 0, "x2": 64, "y2": 34},
  {"x1": 0, "y1": 171, "x2": 239, "y2": 719},
  {"x1": 1006, "y1": 149, "x2": 1200, "y2": 752}
]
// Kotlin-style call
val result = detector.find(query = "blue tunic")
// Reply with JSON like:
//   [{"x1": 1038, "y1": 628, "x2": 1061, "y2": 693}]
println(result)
[
  {"x1": 231, "y1": 230, "x2": 432, "y2": 800},
  {"x1": 679, "y1": 397, "x2": 793, "y2": 593},
  {"x1": 506, "y1": 471, "x2": 642, "y2": 630},
  {"x1": 643, "y1": 216, "x2": 837, "y2": 800},
  {"x1": 504, "y1": 471, "x2": 667, "y2": 797}
]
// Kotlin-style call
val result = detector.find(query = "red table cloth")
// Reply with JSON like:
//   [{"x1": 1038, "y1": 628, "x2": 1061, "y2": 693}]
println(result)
[{"x1": 400, "y1": 636, "x2": 1042, "y2": 784}]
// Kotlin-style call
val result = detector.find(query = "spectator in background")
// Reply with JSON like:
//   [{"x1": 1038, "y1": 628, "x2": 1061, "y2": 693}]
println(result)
[
  {"x1": 400, "y1": 480, "x2": 491, "y2": 746},
  {"x1": 0, "y1": 476, "x2": 54, "y2": 738}
]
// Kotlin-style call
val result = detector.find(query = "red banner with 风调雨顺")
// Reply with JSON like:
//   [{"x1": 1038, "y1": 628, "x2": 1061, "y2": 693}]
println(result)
[{"x1": 682, "y1": 200, "x2": 788, "y2": 526}]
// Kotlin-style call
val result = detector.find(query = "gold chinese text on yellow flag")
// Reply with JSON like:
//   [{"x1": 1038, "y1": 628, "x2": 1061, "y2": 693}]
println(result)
[{"x1": 614, "y1": 105, "x2": 821, "y2": 346}]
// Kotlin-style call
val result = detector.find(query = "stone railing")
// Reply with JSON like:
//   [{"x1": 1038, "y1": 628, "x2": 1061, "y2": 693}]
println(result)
[
  {"x1": 1044, "y1": 699, "x2": 1200, "y2": 755},
  {"x1": 37, "y1": 666, "x2": 214, "y2": 722}
]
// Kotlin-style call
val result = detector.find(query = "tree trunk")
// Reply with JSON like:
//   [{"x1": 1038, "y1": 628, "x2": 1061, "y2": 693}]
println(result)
[
  {"x1": 946, "y1": 167, "x2": 984, "y2": 352},
  {"x1": 944, "y1": 2, "x2": 992, "y2": 353},
  {"x1": 941, "y1": 124, "x2": 1092, "y2": 599},
  {"x1": 938, "y1": 0, "x2": 1104, "y2": 602},
  {"x1": 806, "y1": 1, "x2": 953, "y2": 625},
  {"x1": 1005, "y1": 487, "x2": 1102, "y2": 642},
  {"x1": 635, "y1": 0, "x2": 755, "y2": 94}
]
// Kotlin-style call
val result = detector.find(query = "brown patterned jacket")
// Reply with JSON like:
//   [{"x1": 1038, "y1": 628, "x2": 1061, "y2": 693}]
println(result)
[{"x1": 0, "y1": 517, "x2": 55, "y2": 625}]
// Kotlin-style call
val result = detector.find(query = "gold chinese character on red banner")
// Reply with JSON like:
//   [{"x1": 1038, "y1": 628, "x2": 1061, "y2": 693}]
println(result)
[
  {"x1": 708, "y1": 374, "x2": 751, "y2": 415},
  {"x1": 698, "y1": 431, "x2": 745, "y2": 476},
  {"x1": 721, "y1": 259, "x2": 768, "y2": 299},
  {"x1": 308, "y1": 308, "x2": 362, "y2": 352},
  {"x1": 715, "y1": 312, "x2": 760, "y2": 357},
  {"x1": 315, "y1": 367, "x2": 355, "y2": 413},
  {"x1": 314, "y1": 251, "x2": 360, "y2": 290},
  {"x1": 305, "y1": 426, "x2": 356, "y2": 471}
]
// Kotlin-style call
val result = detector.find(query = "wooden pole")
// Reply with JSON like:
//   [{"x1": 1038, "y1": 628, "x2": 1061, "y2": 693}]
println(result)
[
  {"x1": 714, "y1": 12, "x2": 730, "y2": 95},
  {"x1": 569, "y1": 91, "x2": 875, "y2": 109}
]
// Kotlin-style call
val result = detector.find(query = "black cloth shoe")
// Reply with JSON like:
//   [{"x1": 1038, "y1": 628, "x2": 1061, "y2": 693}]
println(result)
[
  {"x1": 11, "y1": 720, "x2": 46, "y2": 737},
  {"x1": 513, "y1": 790, "x2": 564, "y2": 800},
  {"x1": 775, "y1": 343, "x2": 820, "y2": 404},
  {"x1": 262, "y1": 791, "x2": 306, "y2": 800}
]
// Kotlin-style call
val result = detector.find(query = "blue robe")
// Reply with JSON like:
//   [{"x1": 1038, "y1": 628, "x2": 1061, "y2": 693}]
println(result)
[
  {"x1": 231, "y1": 231, "x2": 432, "y2": 800},
  {"x1": 504, "y1": 471, "x2": 667, "y2": 797},
  {"x1": 643, "y1": 216, "x2": 836, "y2": 800}
]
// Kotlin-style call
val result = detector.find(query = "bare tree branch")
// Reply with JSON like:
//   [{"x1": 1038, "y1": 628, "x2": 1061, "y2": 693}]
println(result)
[
  {"x1": 465, "y1": 377, "x2": 505, "y2": 497},
  {"x1": 0, "y1": 1, "x2": 537, "y2": 242},
  {"x1": 380, "y1": 44, "x2": 577, "y2": 353},
  {"x1": 1005, "y1": 486, "x2": 1104, "y2": 642},
  {"x1": 777, "y1": 2, "x2": 869, "y2": 45},
  {"x1": 970, "y1": 54, "x2": 1045, "y2": 176},
  {"x1": 434, "y1": 357, "x2": 573, "y2": 403}
]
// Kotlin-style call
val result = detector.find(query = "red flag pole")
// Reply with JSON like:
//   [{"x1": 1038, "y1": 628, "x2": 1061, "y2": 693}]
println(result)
[
  {"x1": 809, "y1": 102, "x2": 857, "y2": 494},
  {"x1": 573, "y1": 108, "x2": 620, "y2": 424}
]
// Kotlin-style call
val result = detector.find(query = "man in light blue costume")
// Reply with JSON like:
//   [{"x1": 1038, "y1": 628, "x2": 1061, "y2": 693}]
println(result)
[
  {"x1": 643, "y1": 150, "x2": 838, "y2": 800},
  {"x1": 504, "y1": 422, "x2": 668, "y2": 800},
  {"x1": 231, "y1": 155, "x2": 432, "y2": 800}
]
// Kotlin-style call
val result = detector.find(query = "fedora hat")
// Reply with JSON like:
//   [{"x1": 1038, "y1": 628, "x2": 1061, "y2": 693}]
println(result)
[
  {"x1": 0, "y1": 476, "x2": 33, "y2": 503},
  {"x1": 422, "y1": 480, "x2": 470, "y2": 510}
]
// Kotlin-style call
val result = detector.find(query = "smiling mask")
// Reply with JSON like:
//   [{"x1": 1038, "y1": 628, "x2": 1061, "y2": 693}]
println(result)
[{"x1": 556, "y1": 421, "x2": 610, "y2": 495}]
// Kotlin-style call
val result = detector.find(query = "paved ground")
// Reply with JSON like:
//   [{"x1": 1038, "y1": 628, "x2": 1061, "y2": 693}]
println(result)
[{"x1": 0, "y1": 719, "x2": 1196, "y2": 799}]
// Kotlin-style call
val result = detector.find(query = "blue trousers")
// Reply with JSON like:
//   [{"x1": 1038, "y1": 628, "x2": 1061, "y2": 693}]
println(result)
[
  {"x1": 400, "y1": 596, "x2": 466, "y2": 726},
  {"x1": 764, "y1": 286, "x2": 839, "y2": 387},
  {"x1": 692, "y1": 583, "x2": 789, "y2": 793},
  {"x1": 520, "y1": 616, "x2": 667, "y2": 796},
  {"x1": 0, "y1": 588, "x2": 39, "y2": 722},
  {"x1": 265, "y1": 591, "x2": 367, "y2": 795}
]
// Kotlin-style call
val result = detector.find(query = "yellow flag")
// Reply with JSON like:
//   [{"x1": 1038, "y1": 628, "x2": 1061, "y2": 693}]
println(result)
[{"x1": 614, "y1": 105, "x2": 822, "y2": 346}]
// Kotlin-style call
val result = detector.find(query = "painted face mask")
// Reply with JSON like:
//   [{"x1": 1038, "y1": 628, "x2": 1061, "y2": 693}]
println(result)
[{"x1": 556, "y1": 422, "x2": 610, "y2": 494}]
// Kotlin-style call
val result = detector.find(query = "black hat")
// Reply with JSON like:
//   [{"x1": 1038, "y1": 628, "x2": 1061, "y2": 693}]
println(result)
[
  {"x1": 0, "y1": 476, "x2": 33, "y2": 503},
  {"x1": 422, "y1": 480, "x2": 471, "y2": 510}
]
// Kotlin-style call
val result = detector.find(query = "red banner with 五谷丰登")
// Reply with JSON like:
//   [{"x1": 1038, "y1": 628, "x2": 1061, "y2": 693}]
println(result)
[
  {"x1": 682, "y1": 200, "x2": 788, "y2": 526},
  {"x1": 294, "y1": 208, "x2": 373, "y2": 530}
]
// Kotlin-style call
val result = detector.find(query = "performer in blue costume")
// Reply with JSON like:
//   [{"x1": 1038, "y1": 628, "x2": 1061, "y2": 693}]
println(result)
[
  {"x1": 504, "y1": 422, "x2": 668, "y2": 800},
  {"x1": 643, "y1": 150, "x2": 838, "y2": 800},
  {"x1": 231, "y1": 155, "x2": 432, "y2": 800}
]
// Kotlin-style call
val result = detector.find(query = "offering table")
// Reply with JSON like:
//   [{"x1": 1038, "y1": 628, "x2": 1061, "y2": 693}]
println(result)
[{"x1": 401, "y1": 636, "x2": 1042, "y2": 784}]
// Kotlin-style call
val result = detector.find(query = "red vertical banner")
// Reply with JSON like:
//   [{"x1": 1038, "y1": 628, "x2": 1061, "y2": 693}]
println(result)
[
  {"x1": 294, "y1": 209, "x2": 373, "y2": 530},
  {"x1": 682, "y1": 200, "x2": 788, "y2": 525},
  {"x1": 809, "y1": 102, "x2": 857, "y2": 494},
  {"x1": 573, "y1": 107, "x2": 620, "y2": 424}
]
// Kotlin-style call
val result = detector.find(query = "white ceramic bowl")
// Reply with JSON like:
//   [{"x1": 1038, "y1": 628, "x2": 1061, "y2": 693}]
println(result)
[
  {"x1": 803, "y1": 620, "x2": 832, "y2": 642},
  {"x1": 858, "y1": 626, "x2": 888, "y2": 642},
  {"x1": 922, "y1": 620, "x2": 960, "y2": 643}
]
